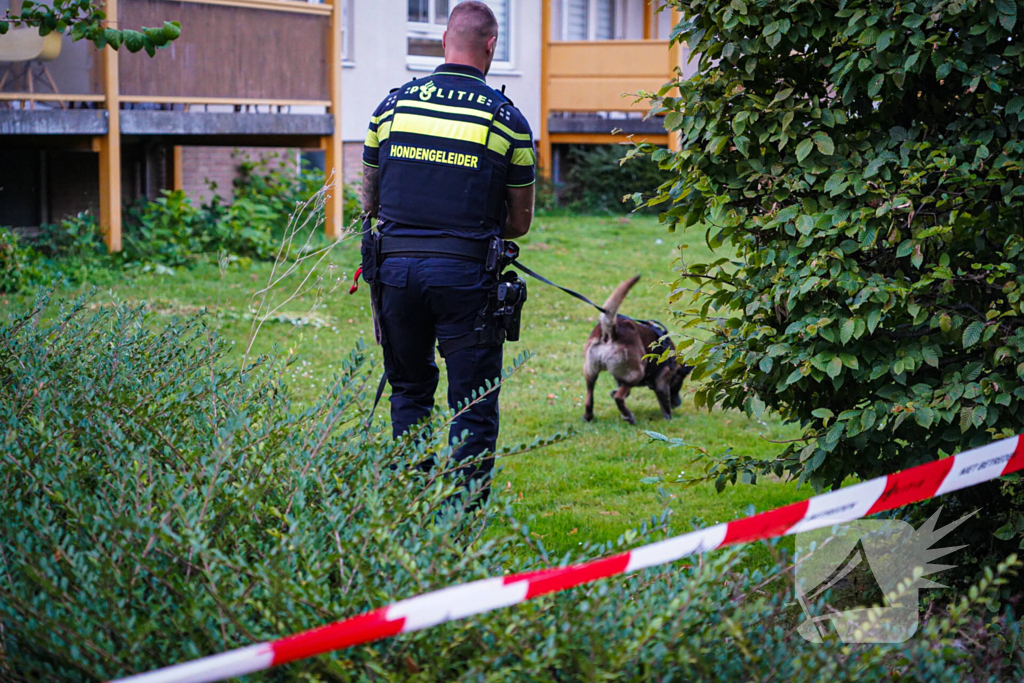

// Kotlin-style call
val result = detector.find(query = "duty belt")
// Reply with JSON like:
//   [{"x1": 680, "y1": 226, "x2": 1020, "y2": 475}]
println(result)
[{"x1": 379, "y1": 235, "x2": 490, "y2": 263}]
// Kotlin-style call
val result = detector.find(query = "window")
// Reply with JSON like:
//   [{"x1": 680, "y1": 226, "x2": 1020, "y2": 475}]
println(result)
[
  {"x1": 407, "y1": 0, "x2": 513, "y2": 69},
  {"x1": 558, "y1": 0, "x2": 617, "y2": 41},
  {"x1": 342, "y1": 0, "x2": 354, "y2": 63}
]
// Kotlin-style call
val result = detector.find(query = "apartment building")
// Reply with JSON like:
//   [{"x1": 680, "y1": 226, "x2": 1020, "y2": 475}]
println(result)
[{"x1": 0, "y1": 0, "x2": 690, "y2": 250}]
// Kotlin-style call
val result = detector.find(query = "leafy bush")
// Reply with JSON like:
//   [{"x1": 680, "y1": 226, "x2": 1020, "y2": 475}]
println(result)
[
  {"x1": 1, "y1": 293, "x2": 1021, "y2": 681},
  {"x1": 0, "y1": 229, "x2": 27, "y2": 293},
  {"x1": 233, "y1": 151, "x2": 362, "y2": 232},
  {"x1": 639, "y1": 0, "x2": 1024, "y2": 559},
  {"x1": 123, "y1": 190, "x2": 209, "y2": 266},
  {"x1": 556, "y1": 144, "x2": 673, "y2": 214},
  {"x1": 1, "y1": 216, "x2": 114, "y2": 292}
]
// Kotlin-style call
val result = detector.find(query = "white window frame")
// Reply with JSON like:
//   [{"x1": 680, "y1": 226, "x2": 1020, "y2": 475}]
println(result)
[
  {"x1": 406, "y1": 0, "x2": 516, "y2": 73},
  {"x1": 557, "y1": 0, "x2": 623, "y2": 41},
  {"x1": 342, "y1": 0, "x2": 354, "y2": 65}
]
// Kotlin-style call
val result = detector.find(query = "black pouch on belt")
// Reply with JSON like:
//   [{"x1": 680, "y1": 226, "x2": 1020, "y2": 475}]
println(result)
[{"x1": 360, "y1": 216, "x2": 379, "y2": 284}]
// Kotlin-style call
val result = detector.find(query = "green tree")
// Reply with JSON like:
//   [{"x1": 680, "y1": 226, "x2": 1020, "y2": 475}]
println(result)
[
  {"x1": 1, "y1": 0, "x2": 179, "y2": 56},
  {"x1": 637, "y1": 0, "x2": 1024, "y2": 544}
]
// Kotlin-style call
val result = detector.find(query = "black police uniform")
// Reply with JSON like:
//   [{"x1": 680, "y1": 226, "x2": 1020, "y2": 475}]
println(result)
[{"x1": 362, "y1": 63, "x2": 536, "y2": 494}]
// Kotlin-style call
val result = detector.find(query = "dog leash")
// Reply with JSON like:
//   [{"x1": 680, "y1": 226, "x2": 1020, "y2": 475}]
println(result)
[{"x1": 511, "y1": 259, "x2": 615, "y2": 317}]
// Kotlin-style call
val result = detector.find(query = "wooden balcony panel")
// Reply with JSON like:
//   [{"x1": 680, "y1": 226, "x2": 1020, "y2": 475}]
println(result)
[
  {"x1": 548, "y1": 40, "x2": 672, "y2": 79},
  {"x1": 546, "y1": 40, "x2": 673, "y2": 113},
  {"x1": 118, "y1": 0, "x2": 329, "y2": 102},
  {"x1": 548, "y1": 76, "x2": 667, "y2": 112}
]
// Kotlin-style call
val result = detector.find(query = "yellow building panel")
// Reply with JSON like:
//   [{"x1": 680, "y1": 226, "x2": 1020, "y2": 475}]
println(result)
[
  {"x1": 547, "y1": 76, "x2": 669, "y2": 112},
  {"x1": 548, "y1": 41, "x2": 673, "y2": 79}
]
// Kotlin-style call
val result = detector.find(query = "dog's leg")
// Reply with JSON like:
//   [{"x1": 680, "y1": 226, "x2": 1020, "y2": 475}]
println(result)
[
  {"x1": 583, "y1": 366, "x2": 599, "y2": 422},
  {"x1": 655, "y1": 385, "x2": 674, "y2": 420},
  {"x1": 612, "y1": 384, "x2": 636, "y2": 425}
]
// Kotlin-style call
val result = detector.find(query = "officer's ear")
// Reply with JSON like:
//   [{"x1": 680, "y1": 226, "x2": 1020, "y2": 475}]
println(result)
[
  {"x1": 442, "y1": 30, "x2": 448, "y2": 51},
  {"x1": 486, "y1": 35, "x2": 497, "y2": 58}
]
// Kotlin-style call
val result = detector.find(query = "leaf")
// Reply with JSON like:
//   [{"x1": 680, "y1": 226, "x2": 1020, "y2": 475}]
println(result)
[
  {"x1": 936, "y1": 61, "x2": 952, "y2": 80},
  {"x1": 939, "y1": 313, "x2": 953, "y2": 333},
  {"x1": 963, "y1": 321, "x2": 984, "y2": 349},
  {"x1": 922, "y1": 346, "x2": 939, "y2": 368},
  {"x1": 914, "y1": 407, "x2": 935, "y2": 428},
  {"x1": 813, "y1": 132, "x2": 835, "y2": 156},
  {"x1": 812, "y1": 408, "x2": 834, "y2": 420},
  {"x1": 163, "y1": 20, "x2": 182, "y2": 40},
  {"x1": 840, "y1": 319, "x2": 855, "y2": 345},
  {"x1": 644, "y1": 431, "x2": 669, "y2": 442},
  {"x1": 773, "y1": 87, "x2": 794, "y2": 102},
  {"x1": 867, "y1": 308, "x2": 882, "y2": 333},
  {"x1": 796, "y1": 138, "x2": 814, "y2": 162},
  {"x1": 734, "y1": 135, "x2": 750, "y2": 158},
  {"x1": 876, "y1": 29, "x2": 894, "y2": 52},
  {"x1": 972, "y1": 405, "x2": 988, "y2": 428},
  {"x1": 1008, "y1": 96, "x2": 1024, "y2": 116},
  {"x1": 749, "y1": 396, "x2": 766, "y2": 419},
  {"x1": 868, "y1": 74, "x2": 884, "y2": 98},
  {"x1": 961, "y1": 406, "x2": 973, "y2": 433},
  {"x1": 827, "y1": 356, "x2": 843, "y2": 378},
  {"x1": 896, "y1": 240, "x2": 915, "y2": 258},
  {"x1": 123, "y1": 29, "x2": 145, "y2": 53}
]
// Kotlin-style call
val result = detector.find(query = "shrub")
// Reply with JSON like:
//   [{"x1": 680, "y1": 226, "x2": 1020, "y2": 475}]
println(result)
[
  {"x1": 123, "y1": 189, "x2": 209, "y2": 266},
  {"x1": 556, "y1": 144, "x2": 673, "y2": 214},
  {"x1": 0, "y1": 229, "x2": 27, "y2": 293},
  {"x1": 0, "y1": 293, "x2": 1020, "y2": 681},
  {"x1": 638, "y1": 0, "x2": 1024, "y2": 566},
  {"x1": 233, "y1": 151, "x2": 362, "y2": 232}
]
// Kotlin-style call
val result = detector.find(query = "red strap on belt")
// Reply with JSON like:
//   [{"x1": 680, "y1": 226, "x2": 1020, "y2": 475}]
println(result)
[{"x1": 349, "y1": 267, "x2": 363, "y2": 295}]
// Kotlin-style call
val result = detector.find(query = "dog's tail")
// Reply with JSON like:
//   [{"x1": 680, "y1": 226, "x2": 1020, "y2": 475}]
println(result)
[{"x1": 600, "y1": 275, "x2": 641, "y2": 340}]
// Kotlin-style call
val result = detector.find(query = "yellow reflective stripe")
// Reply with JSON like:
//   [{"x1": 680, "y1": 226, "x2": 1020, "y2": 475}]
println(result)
[
  {"x1": 378, "y1": 121, "x2": 392, "y2": 143},
  {"x1": 511, "y1": 147, "x2": 536, "y2": 166},
  {"x1": 487, "y1": 134, "x2": 510, "y2": 156},
  {"x1": 391, "y1": 112, "x2": 488, "y2": 145},
  {"x1": 493, "y1": 120, "x2": 531, "y2": 141},
  {"x1": 397, "y1": 99, "x2": 493, "y2": 121},
  {"x1": 370, "y1": 108, "x2": 394, "y2": 125},
  {"x1": 365, "y1": 128, "x2": 379, "y2": 149}
]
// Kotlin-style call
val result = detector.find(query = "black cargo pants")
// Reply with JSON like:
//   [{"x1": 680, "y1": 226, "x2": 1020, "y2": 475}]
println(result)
[{"x1": 376, "y1": 255, "x2": 503, "y2": 499}]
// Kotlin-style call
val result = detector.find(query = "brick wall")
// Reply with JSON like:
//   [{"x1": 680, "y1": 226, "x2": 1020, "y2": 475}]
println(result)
[{"x1": 342, "y1": 141, "x2": 364, "y2": 188}]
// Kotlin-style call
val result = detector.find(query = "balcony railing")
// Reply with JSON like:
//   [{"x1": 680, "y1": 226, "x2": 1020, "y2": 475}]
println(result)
[{"x1": 547, "y1": 39, "x2": 674, "y2": 113}]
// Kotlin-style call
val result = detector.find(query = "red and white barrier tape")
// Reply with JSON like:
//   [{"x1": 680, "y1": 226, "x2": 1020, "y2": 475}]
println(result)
[{"x1": 114, "y1": 435, "x2": 1024, "y2": 683}]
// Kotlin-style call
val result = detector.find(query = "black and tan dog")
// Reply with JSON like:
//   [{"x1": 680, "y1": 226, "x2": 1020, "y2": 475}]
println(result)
[{"x1": 583, "y1": 276, "x2": 691, "y2": 424}]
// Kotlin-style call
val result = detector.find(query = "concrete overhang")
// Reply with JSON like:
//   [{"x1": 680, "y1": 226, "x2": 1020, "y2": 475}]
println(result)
[
  {"x1": 547, "y1": 115, "x2": 667, "y2": 136},
  {"x1": 0, "y1": 110, "x2": 108, "y2": 136},
  {"x1": 120, "y1": 111, "x2": 334, "y2": 137}
]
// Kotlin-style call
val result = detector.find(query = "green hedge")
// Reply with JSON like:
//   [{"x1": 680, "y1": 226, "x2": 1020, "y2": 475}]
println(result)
[{"x1": 0, "y1": 294, "x2": 1020, "y2": 680}]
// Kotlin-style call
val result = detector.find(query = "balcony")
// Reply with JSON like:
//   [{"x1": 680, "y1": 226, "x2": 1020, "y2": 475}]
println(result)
[
  {"x1": 0, "y1": 0, "x2": 345, "y2": 246},
  {"x1": 539, "y1": 1, "x2": 683, "y2": 174}
]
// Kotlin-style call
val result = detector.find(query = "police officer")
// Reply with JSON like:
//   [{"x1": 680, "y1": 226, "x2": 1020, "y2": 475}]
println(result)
[{"x1": 361, "y1": 1, "x2": 535, "y2": 503}]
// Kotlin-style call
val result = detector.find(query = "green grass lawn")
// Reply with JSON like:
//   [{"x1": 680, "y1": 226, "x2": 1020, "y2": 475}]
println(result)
[{"x1": 1, "y1": 214, "x2": 806, "y2": 562}]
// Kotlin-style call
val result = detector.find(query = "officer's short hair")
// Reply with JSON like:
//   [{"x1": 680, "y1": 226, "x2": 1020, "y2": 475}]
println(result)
[{"x1": 447, "y1": 1, "x2": 499, "y2": 50}]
